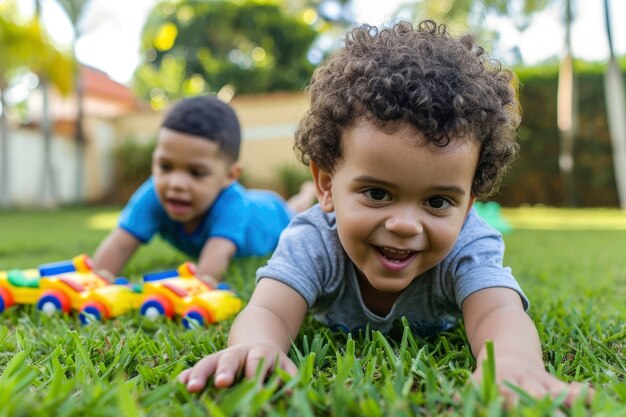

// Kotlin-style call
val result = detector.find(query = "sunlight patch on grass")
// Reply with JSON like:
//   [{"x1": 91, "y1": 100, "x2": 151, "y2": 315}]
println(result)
[
  {"x1": 502, "y1": 207, "x2": 626, "y2": 230},
  {"x1": 87, "y1": 212, "x2": 120, "y2": 230}
]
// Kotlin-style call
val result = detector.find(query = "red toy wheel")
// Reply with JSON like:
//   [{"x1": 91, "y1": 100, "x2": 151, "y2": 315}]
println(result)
[
  {"x1": 37, "y1": 290, "x2": 71, "y2": 315},
  {"x1": 140, "y1": 295, "x2": 174, "y2": 320},
  {"x1": 182, "y1": 306, "x2": 214, "y2": 329},
  {"x1": 0, "y1": 287, "x2": 14, "y2": 313}
]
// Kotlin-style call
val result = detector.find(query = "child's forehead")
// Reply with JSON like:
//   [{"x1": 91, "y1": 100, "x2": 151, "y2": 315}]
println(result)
[
  {"x1": 154, "y1": 128, "x2": 228, "y2": 159},
  {"x1": 346, "y1": 116, "x2": 478, "y2": 149}
]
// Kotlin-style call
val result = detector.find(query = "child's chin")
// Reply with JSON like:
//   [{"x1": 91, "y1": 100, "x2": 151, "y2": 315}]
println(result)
[{"x1": 166, "y1": 210, "x2": 192, "y2": 222}]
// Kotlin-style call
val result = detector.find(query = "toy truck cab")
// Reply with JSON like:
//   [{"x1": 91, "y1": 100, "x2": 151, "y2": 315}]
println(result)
[
  {"x1": 36, "y1": 254, "x2": 111, "y2": 315},
  {"x1": 140, "y1": 262, "x2": 242, "y2": 328}
]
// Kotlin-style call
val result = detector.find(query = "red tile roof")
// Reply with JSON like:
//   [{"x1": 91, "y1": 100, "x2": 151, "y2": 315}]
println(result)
[{"x1": 81, "y1": 65, "x2": 136, "y2": 104}]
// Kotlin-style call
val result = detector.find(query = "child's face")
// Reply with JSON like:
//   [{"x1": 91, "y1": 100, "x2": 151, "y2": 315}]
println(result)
[
  {"x1": 152, "y1": 128, "x2": 238, "y2": 231},
  {"x1": 313, "y1": 119, "x2": 478, "y2": 297}
]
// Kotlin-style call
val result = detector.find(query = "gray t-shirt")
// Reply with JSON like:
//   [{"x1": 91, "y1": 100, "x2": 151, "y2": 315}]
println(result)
[{"x1": 256, "y1": 204, "x2": 528, "y2": 337}]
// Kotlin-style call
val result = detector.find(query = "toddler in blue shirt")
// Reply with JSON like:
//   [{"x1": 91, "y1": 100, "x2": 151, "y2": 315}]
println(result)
[{"x1": 93, "y1": 96, "x2": 315, "y2": 284}]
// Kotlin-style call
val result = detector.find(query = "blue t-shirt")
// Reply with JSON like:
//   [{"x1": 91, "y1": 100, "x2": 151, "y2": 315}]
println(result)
[
  {"x1": 256, "y1": 205, "x2": 528, "y2": 337},
  {"x1": 119, "y1": 178, "x2": 294, "y2": 258}
]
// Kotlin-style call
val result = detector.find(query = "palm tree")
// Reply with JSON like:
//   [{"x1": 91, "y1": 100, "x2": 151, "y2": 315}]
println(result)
[
  {"x1": 34, "y1": 0, "x2": 72, "y2": 208},
  {"x1": 0, "y1": 10, "x2": 71, "y2": 207},
  {"x1": 603, "y1": 0, "x2": 626, "y2": 209},
  {"x1": 556, "y1": 0, "x2": 577, "y2": 206},
  {"x1": 0, "y1": 15, "x2": 21, "y2": 207},
  {"x1": 55, "y1": 0, "x2": 89, "y2": 201}
]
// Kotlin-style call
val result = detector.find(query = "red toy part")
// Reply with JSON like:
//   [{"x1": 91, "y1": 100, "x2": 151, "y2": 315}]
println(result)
[
  {"x1": 73, "y1": 254, "x2": 93, "y2": 272},
  {"x1": 178, "y1": 262, "x2": 196, "y2": 277},
  {"x1": 140, "y1": 295, "x2": 175, "y2": 319},
  {"x1": 37, "y1": 290, "x2": 71, "y2": 314},
  {"x1": 0, "y1": 287, "x2": 14, "y2": 313}
]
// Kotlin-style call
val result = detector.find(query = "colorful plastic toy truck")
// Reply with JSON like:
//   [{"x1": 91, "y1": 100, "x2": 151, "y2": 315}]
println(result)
[
  {"x1": 140, "y1": 262, "x2": 243, "y2": 328},
  {"x1": 0, "y1": 254, "x2": 143, "y2": 324},
  {"x1": 0, "y1": 268, "x2": 43, "y2": 313},
  {"x1": 36, "y1": 254, "x2": 145, "y2": 324},
  {"x1": 35, "y1": 254, "x2": 112, "y2": 315}
]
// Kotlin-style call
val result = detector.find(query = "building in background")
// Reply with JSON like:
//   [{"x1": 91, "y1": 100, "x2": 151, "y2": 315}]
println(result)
[{"x1": 6, "y1": 67, "x2": 306, "y2": 207}]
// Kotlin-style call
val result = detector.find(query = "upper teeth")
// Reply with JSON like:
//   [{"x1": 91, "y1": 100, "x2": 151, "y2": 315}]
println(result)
[{"x1": 382, "y1": 247, "x2": 410, "y2": 254}]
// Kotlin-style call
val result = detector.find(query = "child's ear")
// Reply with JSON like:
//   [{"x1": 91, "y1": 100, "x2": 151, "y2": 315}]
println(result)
[
  {"x1": 227, "y1": 162, "x2": 242, "y2": 181},
  {"x1": 310, "y1": 161, "x2": 334, "y2": 212}
]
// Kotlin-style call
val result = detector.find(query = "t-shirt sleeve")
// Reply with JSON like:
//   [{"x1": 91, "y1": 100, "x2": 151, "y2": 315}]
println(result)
[
  {"x1": 118, "y1": 179, "x2": 163, "y2": 243},
  {"x1": 446, "y1": 212, "x2": 529, "y2": 310},
  {"x1": 255, "y1": 212, "x2": 338, "y2": 308}
]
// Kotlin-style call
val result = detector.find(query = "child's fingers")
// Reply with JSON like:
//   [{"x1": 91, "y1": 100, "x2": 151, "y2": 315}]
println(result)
[
  {"x1": 562, "y1": 382, "x2": 594, "y2": 406},
  {"x1": 177, "y1": 368, "x2": 193, "y2": 384},
  {"x1": 182, "y1": 355, "x2": 221, "y2": 392},
  {"x1": 243, "y1": 348, "x2": 275, "y2": 380},
  {"x1": 278, "y1": 355, "x2": 299, "y2": 377},
  {"x1": 212, "y1": 351, "x2": 246, "y2": 388}
]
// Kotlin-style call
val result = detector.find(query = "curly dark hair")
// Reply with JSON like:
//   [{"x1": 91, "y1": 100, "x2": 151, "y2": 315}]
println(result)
[
  {"x1": 162, "y1": 95, "x2": 241, "y2": 162},
  {"x1": 294, "y1": 20, "x2": 521, "y2": 198}
]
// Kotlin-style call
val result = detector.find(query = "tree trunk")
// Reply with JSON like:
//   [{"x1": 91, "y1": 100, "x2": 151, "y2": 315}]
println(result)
[
  {"x1": 557, "y1": 0, "x2": 578, "y2": 206},
  {"x1": 603, "y1": 0, "x2": 626, "y2": 209},
  {"x1": 39, "y1": 77, "x2": 58, "y2": 208},
  {"x1": 0, "y1": 87, "x2": 9, "y2": 207},
  {"x1": 75, "y1": 59, "x2": 85, "y2": 202}
]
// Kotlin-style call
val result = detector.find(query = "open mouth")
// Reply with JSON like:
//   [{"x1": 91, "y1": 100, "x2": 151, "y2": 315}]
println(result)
[
  {"x1": 165, "y1": 197, "x2": 192, "y2": 215},
  {"x1": 377, "y1": 246, "x2": 415, "y2": 263}
]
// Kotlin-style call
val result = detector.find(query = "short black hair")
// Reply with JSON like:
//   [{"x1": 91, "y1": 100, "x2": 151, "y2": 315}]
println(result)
[{"x1": 162, "y1": 95, "x2": 241, "y2": 162}]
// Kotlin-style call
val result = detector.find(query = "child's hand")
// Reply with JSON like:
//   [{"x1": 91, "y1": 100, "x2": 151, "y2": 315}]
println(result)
[
  {"x1": 472, "y1": 355, "x2": 593, "y2": 408},
  {"x1": 178, "y1": 343, "x2": 298, "y2": 392},
  {"x1": 96, "y1": 269, "x2": 116, "y2": 284}
]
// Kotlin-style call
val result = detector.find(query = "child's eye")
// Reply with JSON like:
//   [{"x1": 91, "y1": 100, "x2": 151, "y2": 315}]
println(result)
[
  {"x1": 190, "y1": 170, "x2": 208, "y2": 178},
  {"x1": 159, "y1": 163, "x2": 172, "y2": 172},
  {"x1": 364, "y1": 189, "x2": 391, "y2": 201},
  {"x1": 426, "y1": 197, "x2": 452, "y2": 209}
]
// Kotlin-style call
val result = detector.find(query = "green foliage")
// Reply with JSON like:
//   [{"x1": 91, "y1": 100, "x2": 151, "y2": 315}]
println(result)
[
  {"x1": 496, "y1": 61, "x2": 626, "y2": 207},
  {"x1": 112, "y1": 137, "x2": 155, "y2": 204},
  {"x1": 0, "y1": 8, "x2": 72, "y2": 92},
  {"x1": 275, "y1": 162, "x2": 312, "y2": 198},
  {"x1": 134, "y1": 0, "x2": 318, "y2": 109}
]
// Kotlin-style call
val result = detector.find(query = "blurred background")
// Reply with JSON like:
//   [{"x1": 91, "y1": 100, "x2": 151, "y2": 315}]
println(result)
[{"x1": 0, "y1": 0, "x2": 625, "y2": 209}]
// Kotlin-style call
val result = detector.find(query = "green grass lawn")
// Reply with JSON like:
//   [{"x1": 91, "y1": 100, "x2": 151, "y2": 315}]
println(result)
[{"x1": 1, "y1": 207, "x2": 626, "y2": 416}]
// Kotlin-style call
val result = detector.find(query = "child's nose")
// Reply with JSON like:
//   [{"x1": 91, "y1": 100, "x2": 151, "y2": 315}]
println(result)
[
  {"x1": 384, "y1": 207, "x2": 423, "y2": 237},
  {"x1": 169, "y1": 172, "x2": 189, "y2": 189}
]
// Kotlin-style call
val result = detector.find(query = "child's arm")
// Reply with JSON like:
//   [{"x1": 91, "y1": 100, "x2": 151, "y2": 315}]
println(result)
[
  {"x1": 463, "y1": 287, "x2": 590, "y2": 405},
  {"x1": 178, "y1": 278, "x2": 308, "y2": 391},
  {"x1": 196, "y1": 237, "x2": 237, "y2": 284},
  {"x1": 93, "y1": 228, "x2": 141, "y2": 279}
]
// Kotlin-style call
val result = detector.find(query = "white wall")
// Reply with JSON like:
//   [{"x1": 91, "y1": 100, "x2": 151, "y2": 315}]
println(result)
[{"x1": 2, "y1": 121, "x2": 116, "y2": 207}]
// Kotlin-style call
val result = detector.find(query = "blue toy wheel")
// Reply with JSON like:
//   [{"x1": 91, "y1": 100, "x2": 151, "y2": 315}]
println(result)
[
  {"x1": 37, "y1": 291, "x2": 71, "y2": 315},
  {"x1": 79, "y1": 302, "x2": 106, "y2": 325},
  {"x1": 140, "y1": 295, "x2": 174, "y2": 320},
  {"x1": 182, "y1": 307, "x2": 212, "y2": 329}
]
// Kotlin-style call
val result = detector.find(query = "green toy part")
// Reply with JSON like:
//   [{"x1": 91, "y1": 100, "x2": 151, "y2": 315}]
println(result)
[
  {"x1": 473, "y1": 201, "x2": 513, "y2": 234},
  {"x1": 7, "y1": 269, "x2": 41, "y2": 289}
]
